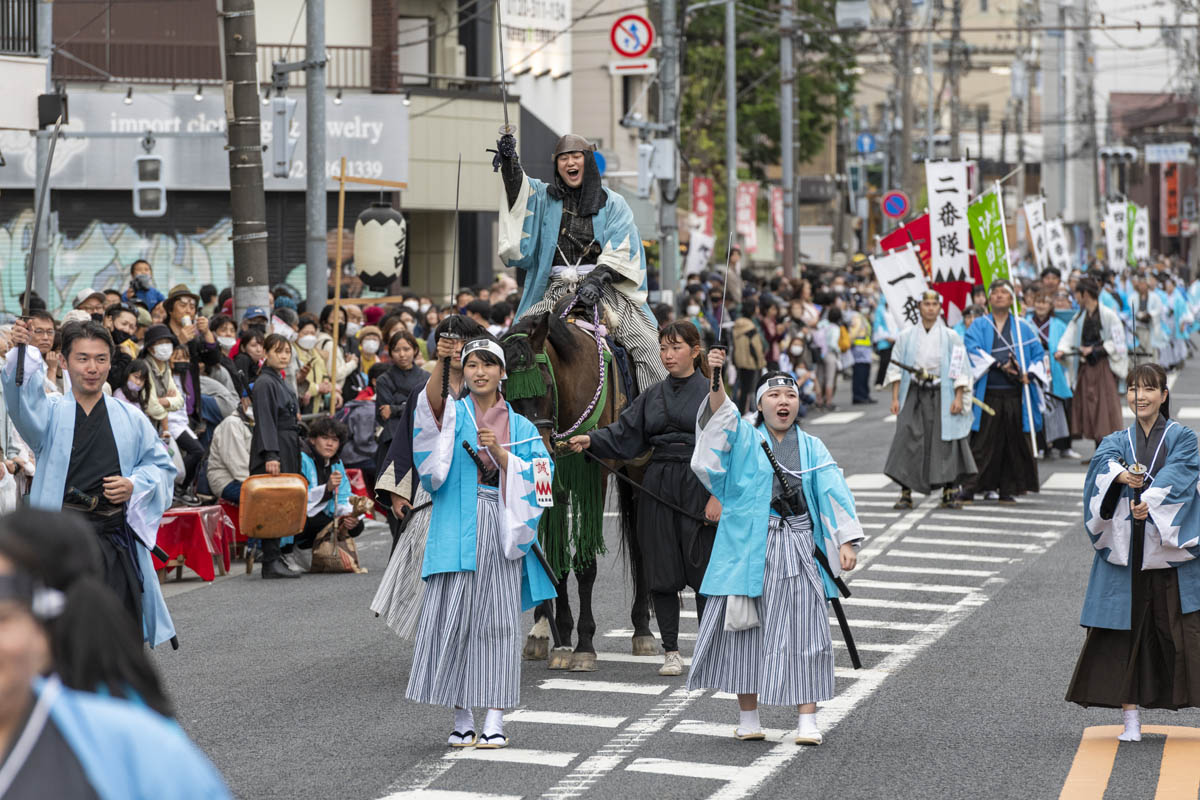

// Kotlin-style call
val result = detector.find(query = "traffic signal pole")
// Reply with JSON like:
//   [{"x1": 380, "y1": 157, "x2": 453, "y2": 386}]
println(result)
[{"x1": 305, "y1": 0, "x2": 328, "y2": 308}]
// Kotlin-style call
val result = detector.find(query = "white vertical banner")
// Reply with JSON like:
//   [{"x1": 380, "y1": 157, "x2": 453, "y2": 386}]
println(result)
[
  {"x1": 869, "y1": 244, "x2": 930, "y2": 333},
  {"x1": 1044, "y1": 218, "x2": 1071, "y2": 273},
  {"x1": 1104, "y1": 201, "x2": 1129, "y2": 272},
  {"x1": 1131, "y1": 204, "x2": 1151, "y2": 262},
  {"x1": 684, "y1": 229, "x2": 716, "y2": 277},
  {"x1": 924, "y1": 160, "x2": 971, "y2": 282},
  {"x1": 1023, "y1": 197, "x2": 1049, "y2": 271}
]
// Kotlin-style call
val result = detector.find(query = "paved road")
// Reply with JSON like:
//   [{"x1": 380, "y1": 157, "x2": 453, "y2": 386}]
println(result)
[{"x1": 153, "y1": 371, "x2": 1200, "y2": 800}]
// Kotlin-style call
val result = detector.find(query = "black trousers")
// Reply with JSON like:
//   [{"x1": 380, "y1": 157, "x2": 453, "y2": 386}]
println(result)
[
  {"x1": 852, "y1": 362, "x2": 872, "y2": 402},
  {"x1": 734, "y1": 368, "x2": 759, "y2": 414},
  {"x1": 176, "y1": 431, "x2": 204, "y2": 491},
  {"x1": 874, "y1": 346, "x2": 893, "y2": 386},
  {"x1": 292, "y1": 511, "x2": 365, "y2": 550},
  {"x1": 654, "y1": 591, "x2": 708, "y2": 652},
  {"x1": 86, "y1": 512, "x2": 143, "y2": 638}
]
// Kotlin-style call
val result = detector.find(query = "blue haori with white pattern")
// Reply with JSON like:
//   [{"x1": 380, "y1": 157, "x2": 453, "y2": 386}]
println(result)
[
  {"x1": 406, "y1": 487, "x2": 524, "y2": 709},
  {"x1": 687, "y1": 511, "x2": 835, "y2": 706},
  {"x1": 1081, "y1": 420, "x2": 1200, "y2": 630}
]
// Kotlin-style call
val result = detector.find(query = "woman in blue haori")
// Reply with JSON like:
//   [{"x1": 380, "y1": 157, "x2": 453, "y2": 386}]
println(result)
[
  {"x1": 1067, "y1": 363, "x2": 1200, "y2": 742},
  {"x1": 1028, "y1": 288, "x2": 1075, "y2": 460},
  {"x1": 406, "y1": 336, "x2": 557, "y2": 750},
  {"x1": 687, "y1": 350, "x2": 864, "y2": 746}
]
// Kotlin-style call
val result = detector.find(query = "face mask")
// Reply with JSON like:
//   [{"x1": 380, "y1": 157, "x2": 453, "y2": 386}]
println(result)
[
  {"x1": 789, "y1": 344, "x2": 805, "y2": 356},
  {"x1": 111, "y1": 329, "x2": 130, "y2": 344},
  {"x1": 403, "y1": 300, "x2": 419, "y2": 312},
  {"x1": 418, "y1": 303, "x2": 431, "y2": 314},
  {"x1": 362, "y1": 339, "x2": 380, "y2": 355},
  {"x1": 126, "y1": 380, "x2": 143, "y2": 395},
  {"x1": 297, "y1": 334, "x2": 318, "y2": 350},
  {"x1": 217, "y1": 336, "x2": 236, "y2": 352},
  {"x1": 686, "y1": 304, "x2": 701, "y2": 316},
  {"x1": 345, "y1": 321, "x2": 362, "y2": 337},
  {"x1": 151, "y1": 343, "x2": 174, "y2": 362}
]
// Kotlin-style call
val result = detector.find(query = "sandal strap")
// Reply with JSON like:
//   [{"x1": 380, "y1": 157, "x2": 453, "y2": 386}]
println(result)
[{"x1": 451, "y1": 730, "x2": 475, "y2": 739}]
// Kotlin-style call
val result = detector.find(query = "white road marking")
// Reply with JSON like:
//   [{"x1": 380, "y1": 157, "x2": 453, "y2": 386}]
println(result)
[
  {"x1": 843, "y1": 473, "x2": 892, "y2": 490},
  {"x1": 828, "y1": 618, "x2": 937, "y2": 631},
  {"x1": 883, "y1": 414, "x2": 897, "y2": 423},
  {"x1": 1176, "y1": 407, "x2": 1200, "y2": 420},
  {"x1": 506, "y1": 710, "x2": 627, "y2": 728},
  {"x1": 446, "y1": 748, "x2": 578, "y2": 768},
  {"x1": 853, "y1": 500, "x2": 912, "y2": 509},
  {"x1": 595, "y1": 652, "x2": 692, "y2": 667},
  {"x1": 625, "y1": 758, "x2": 745, "y2": 782},
  {"x1": 866, "y1": 563, "x2": 998, "y2": 578},
  {"x1": 902, "y1": 536, "x2": 1043, "y2": 552},
  {"x1": 848, "y1": 579, "x2": 977, "y2": 595},
  {"x1": 887, "y1": 549, "x2": 1016, "y2": 563},
  {"x1": 832, "y1": 640, "x2": 913, "y2": 653},
  {"x1": 918, "y1": 515, "x2": 1072, "y2": 528},
  {"x1": 940, "y1": 506, "x2": 1081, "y2": 518},
  {"x1": 1041, "y1": 472, "x2": 1086, "y2": 490},
  {"x1": 381, "y1": 791, "x2": 523, "y2": 800},
  {"x1": 809, "y1": 411, "x2": 865, "y2": 425},
  {"x1": 841, "y1": 597, "x2": 957, "y2": 612},
  {"x1": 914, "y1": 524, "x2": 1060, "y2": 538},
  {"x1": 603, "y1": 629, "x2": 696, "y2": 641},
  {"x1": 540, "y1": 679, "x2": 669, "y2": 696},
  {"x1": 671, "y1": 720, "x2": 792, "y2": 741}
]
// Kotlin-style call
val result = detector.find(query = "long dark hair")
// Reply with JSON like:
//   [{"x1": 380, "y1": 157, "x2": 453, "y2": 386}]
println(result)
[
  {"x1": 1127, "y1": 362, "x2": 1170, "y2": 419},
  {"x1": 0, "y1": 509, "x2": 173, "y2": 717},
  {"x1": 122, "y1": 359, "x2": 153, "y2": 410},
  {"x1": 658, "y1": 320, "x2": 710, "y2": 378}
]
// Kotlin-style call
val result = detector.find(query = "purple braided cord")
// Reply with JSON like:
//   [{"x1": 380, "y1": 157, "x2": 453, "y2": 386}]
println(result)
[{"x1": 553, "y1": 301, "x2": 607, "y2": 441}]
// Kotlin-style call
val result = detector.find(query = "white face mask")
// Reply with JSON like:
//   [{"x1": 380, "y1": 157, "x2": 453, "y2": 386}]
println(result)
[
  {"x1": 297, "y1": 334, "x2": 318, "y2": 350},
  {"x1": 686, "y1": 304, "x2": 701, "y2": 316},
  {"x1": 789, "y1": 344, "x2": 805, "y2": 356},
  {"x1": 151, "y1": 343, "x2": 174, "y2": 362},
  {"x1": 403, "y1": 300, "x2": 419, "y2": 312},
  {"x1": 217, "y1": 336, "x2": 236, "y2": 352},
  {"x1": 362, "y1": 338, "x2": 380, "y2": 355},
  {"x1": 345, "y1": 321, "x2": 362, "y2": 337},
  {"x1": 418, "y1": 303, "x2": 431, "y2": 314}
]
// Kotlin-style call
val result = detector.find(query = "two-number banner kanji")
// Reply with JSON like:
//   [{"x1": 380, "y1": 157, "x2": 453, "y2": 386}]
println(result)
[
  {"x1": 1023, "y1": 197, "x2": 1049, "y2": 271},
  {"x1": 879, "y1": 212, "x2": 979, "y2": 327},
  {"x1": 1104, "y1": 200, "x2": 1129, "y2": 273},
  {"x1": 924, "y1": 160, "x2": 970, "y2": 282},
  {"x1": 967, "y1": 186, "x2": 1011, "y2": 293},
  {"x1": 870, "y1": 243, "x2": 929, "y2": 333},
  {"x1": 1045, "y1": 218, "x2": 1071, "y2": 273}
]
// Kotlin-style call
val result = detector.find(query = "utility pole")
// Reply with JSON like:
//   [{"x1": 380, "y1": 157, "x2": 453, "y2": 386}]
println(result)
[
  {"x1": 925, "y1": 2, "x2": 935, "y2": 159},
  {"x1": 780, "y1": 0, "x2": 795, "y2": 275},
  {"x1": 305, "y1": 0, "x2": 328, "y2": 307},
  {"x1": 898, "y1": 0, "x2": 913, "y2": 197},
  {"x1": 948, "y1": 0, "x2": 962, "y2": 159},
  {"x1": 220, "y1": 0, "x2": 271, "y2": 320},
  {"x1": 1014, "y1": 0, "x2": 1028, "y2": 207},
  {"x1": 32, "y1": 0, "x2": 52, "y2": 302},
  {"x1": 725, "y1": 0, "x2": 737, "y2": 248},
  {"x1": 658, "y1": 0, "x2": 679, "y2": 290}
]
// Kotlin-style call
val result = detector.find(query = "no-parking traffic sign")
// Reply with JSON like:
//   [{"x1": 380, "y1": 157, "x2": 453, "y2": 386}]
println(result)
[
  {"x1": 611, "y1": 14, "x2": 655, "y2": 58},
  {"x1": 881, "y1": 190, "x2": 910, "y2": 219}
]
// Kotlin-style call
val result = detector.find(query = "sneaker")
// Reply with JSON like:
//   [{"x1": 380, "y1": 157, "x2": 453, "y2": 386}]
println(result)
[
  {"x1": 279, "y1": 552, "x2": 303, "y2": 573},
  {"x1": 1037, "y1": 449, "x2": 1045, "y2": 460},
  {"x1": 659, "y1": 651, "x2": 684, "y2": 676},
  {"x1": 1061, "y1": 448, "x2": 1083, "y2": 459},
  {"x1": 984, "y1": 491, "x2": 999, "y2": 501},
  {"x1": 1042, "y1": 449, "x2": 1057, "y2": 461}
]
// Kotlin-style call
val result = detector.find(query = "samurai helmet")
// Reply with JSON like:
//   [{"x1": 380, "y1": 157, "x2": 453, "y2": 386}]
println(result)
[{"x1": 553, "y1": 134, "x2": 594, "y2": 158}]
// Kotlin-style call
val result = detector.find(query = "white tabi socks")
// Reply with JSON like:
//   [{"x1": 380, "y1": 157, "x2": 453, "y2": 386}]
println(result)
[
  {"x1": 476, "y1": 708, "x2": 508, "y2": 749},
  {"x1": 795, "y1": 711, "x2": 823, "y2": 746},
  {"x1": 736, "y1": 709, "x2": 764, "y2": 740},
  {"x1": 448, "y1": 707, "x2": 476, "y2": 747},
  {"x1": 1118, "y1": 708, "x2": 1142, "y2": 742}
]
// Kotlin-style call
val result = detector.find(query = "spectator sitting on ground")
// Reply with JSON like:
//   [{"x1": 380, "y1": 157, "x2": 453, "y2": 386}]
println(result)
[
  {"x1": 205, "y1": 402, "x2": 254, "y2": 505},
  {"x1": 295, "y1": 416, "x2": 365, "y2": 553}
]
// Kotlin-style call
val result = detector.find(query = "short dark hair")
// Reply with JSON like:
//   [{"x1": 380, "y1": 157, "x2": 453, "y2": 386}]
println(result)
[
  {"x1": 263, "y1": 333, "x2": 291, "y2": 354},
  {"x1": 387, "y1": 329, "x2": 419, "y2": 355},
  {"x1": 319, "y1": 303, "x2": 346, "y2": 329},
  {"x1": 465, "y1": 299, "x2": 491, "y2": 318},
  {"x1": 434, "y1": 314, "x2": 486, "y2": 345},
  {"x1": 1040, "y1": 266, "x2": 1062, "y2": 281},
  {"x1": 199, "y1": 284, "x2": 218, "y2": 303},
  {"x1": 129, "y1": 259, "x2": 151, "y2": 275},
  {"x1": 368, "y1": 362, "x2": 390, "y2": 384},
  {"x1": 308, "y1": 415, "x2": 349, "y2": 443},
  {"x1": 489, "y1": 301, "x2": 511, "y2": 326},
  {"x1": 28, "y1": 309, "x2": 56, "y2": 328},
  {"x1": 209, "y1": 313, "x2": 235, "y2": 334},
  {"x1": 104, "y1": 303, "x2": 136, "y2": 322},
  {"x1": 60, "y1": 321, "x2": 115, "y2": 360},
  {"x1": 238, "y1": 328, "x2": 265, "y2": 349}
]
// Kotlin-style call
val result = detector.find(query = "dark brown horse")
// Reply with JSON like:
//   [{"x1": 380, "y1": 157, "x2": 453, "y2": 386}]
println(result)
[{"x1": 502, "y1": 307, "x2": 654, "y2": 670}]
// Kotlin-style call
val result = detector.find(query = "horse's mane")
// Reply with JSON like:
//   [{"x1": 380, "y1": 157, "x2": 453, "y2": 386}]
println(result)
[{"x1": 504, "y1": 312, "x2": 584, "y2": 361}]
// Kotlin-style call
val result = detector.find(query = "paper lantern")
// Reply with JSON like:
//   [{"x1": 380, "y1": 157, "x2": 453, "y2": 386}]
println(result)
[{"x1": 353, "y1": 201, "x2": 407, "y2": 290}]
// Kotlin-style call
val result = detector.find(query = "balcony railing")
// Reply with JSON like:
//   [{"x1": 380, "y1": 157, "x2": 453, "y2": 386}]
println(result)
[
  {"x1": 257, "y1": 44, "x2": 372, "y2": 89},
  {"x1": 0, "y1": 0, "x2": 37, "y2": 56}
]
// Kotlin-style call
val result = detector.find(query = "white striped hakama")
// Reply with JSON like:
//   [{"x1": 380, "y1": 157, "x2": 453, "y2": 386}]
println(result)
[
  {"x1": 369, "y1": 483, "x2": 433, "y2": 641},
  {"x1": 686, "y1": 512, "x2": 835, "y2": 706},
  {"x1": 405, "y1": 487, "x2": 523, "y2": 709}
]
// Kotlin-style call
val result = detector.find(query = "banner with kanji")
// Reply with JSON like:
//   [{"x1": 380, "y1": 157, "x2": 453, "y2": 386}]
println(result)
[
  {"x1": 684, "y1": 230, "x2": 715, "y2": 277},
  {"x1": 925, "y1": 160, "x2": 971, "y2": 282},
  {"x1": 1162, "y1": 164, "x2": 1180, "y2": 236},
  {"x1": 879, "y1": 213, "x2": 978, "y2": 327},
  {"x1": 1104, "y1": 200, "x2": 1129, "y2": 272},
  {"x1": 967, "y1": 188, "x2": 1011, "y2": 292},
  {"x1": 1131, "y1": 204, "x2": 1151, "y2": 263},
  {"x1": 1045, "y1": 218, "x2": 1071, "y2": 272},
  {"x1": 870, "y1": 244, "x2": 929, "y2": 333},
  {"x1": 1023, "y1": 197, "x2": 1049, "y2": 271},
  {"x1": 735, "y1": 181, "x2": 759, "y2": 253},
  {"x1": 690, "y1": 177, "x2": 714, "y2": 236},
  {"x1": 770, "y1": 185, "x2": 784, "y2": 253}
]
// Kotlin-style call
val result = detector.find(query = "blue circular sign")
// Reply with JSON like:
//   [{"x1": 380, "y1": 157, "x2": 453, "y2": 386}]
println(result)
[
  {"x1": 593, "y1": 151, "x2": 607, "y2": 175},
  {"x1": 882, "y1": 190, "x2": 910, "y2": 219},
  {"x1": 855, "y1": 132, "x2": 876, "y2": 154}
]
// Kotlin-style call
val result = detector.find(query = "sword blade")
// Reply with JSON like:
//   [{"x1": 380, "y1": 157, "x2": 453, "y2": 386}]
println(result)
[{"x1": 495, "y1": 0, "x2": 512, "y2": 133}]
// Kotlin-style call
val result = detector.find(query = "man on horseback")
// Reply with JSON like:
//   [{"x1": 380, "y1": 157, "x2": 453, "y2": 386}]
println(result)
[{"x1": 495, "y1": 132, "x2": 668, "y2": 392}]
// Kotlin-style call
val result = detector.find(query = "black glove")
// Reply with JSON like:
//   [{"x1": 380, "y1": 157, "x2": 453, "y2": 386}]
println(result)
[
  {"x1": 490, "y1": 133, "x2": 518, "y2": 172},
  {"x1": 577, "y1": 267, "x2": 616, "y2": 308}
]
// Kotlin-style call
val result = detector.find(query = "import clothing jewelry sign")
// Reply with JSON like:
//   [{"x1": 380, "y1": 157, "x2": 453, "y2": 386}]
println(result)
[{"x1": 0, "y1": 89, "x2": 409, "y2": 191}]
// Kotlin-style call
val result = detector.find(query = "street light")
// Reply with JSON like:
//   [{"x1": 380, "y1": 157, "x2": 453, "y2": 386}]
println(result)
[
  {"x1": 402, "y1": 91, "x2": 411, "y2": 107},
  {"x1": 124, "y1": 87, "x2": 133, "y2": 105},
  {"x1": 194, "y1": 85, "x2": 203, "y2": 101},
  {"x1": 334, "y1": 88, "x2": 343, "y2": 105}
]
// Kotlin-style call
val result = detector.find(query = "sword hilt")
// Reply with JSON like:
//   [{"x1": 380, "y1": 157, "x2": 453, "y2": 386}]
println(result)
[{"x1": 710, "y1": 344, "x2": 726, "y2": 392}]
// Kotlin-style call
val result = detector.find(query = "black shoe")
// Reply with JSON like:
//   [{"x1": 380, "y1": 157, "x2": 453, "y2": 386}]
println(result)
[
  {"x1": 893, "y1": 494, "x2": 913, "y2": 510},
  {"x1": 998, "y1": 495, "x2": 1017, "y2": 504},
  {"x1": 955, "y1": 490, "x2": 975, "y2": 504},
  {"x1": 262, "y1": 558, "x2": 300, "y2": 579}
]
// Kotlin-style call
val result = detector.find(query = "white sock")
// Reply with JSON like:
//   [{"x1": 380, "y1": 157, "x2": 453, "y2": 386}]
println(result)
[
  {"x1": 1118, "y1": 708, "x2": 1141, "y2": 742},
  {"x1": 798, "y1": 712, "x2": 819, "y2": 734},
  {"x1": 738, "y1": 708, "x2": 761, "y2": 733},
  {"x1": 454, "y1": 707, "x2": 474, "y2": 733},
  {"x1": 483, "y1": 708, "x2": 505, "y2": 738}
]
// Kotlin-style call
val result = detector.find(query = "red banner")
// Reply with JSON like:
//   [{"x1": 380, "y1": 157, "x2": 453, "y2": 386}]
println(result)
[
  {"x1": 1162, "y1": 163, "x2": 1180, "y2": 237},
  {"x1": 735, "y1": 181, "x2": 759, "y2": 253},
  {"x1": 691, "y1": 176, "x2": 714, "y2": 236},
  {"x1": 770, "y1": 185, "x2": 784, "y2": 253},
  {"x1": 879, "y1": 212, "x2": 979, "y2": 325}
]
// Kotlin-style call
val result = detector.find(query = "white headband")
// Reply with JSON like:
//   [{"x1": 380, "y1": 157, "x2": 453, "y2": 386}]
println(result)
[
  {"x1": 755, "y1": 376, "x2": 798, "y2": 406},
  {"x1": 461, "y1": 338, "x2": 506, "y2": 369}
]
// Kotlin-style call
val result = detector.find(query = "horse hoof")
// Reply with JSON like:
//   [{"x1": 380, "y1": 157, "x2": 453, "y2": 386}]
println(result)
[
  {"x1": 631, "y1": 635, "x2": 658, "y2": 657},
  {"x1": 568, "y1": 652, "x2": 597, "y2": 672},
  {"x1": 548, "y1": 647, "x2": 574, "y2": 670},
  {"x1": 523, "y1": 636, "x2": 550, "y2": 661}
]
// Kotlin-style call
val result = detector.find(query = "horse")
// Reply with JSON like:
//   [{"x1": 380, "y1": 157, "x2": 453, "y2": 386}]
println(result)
[{"x1": 502, "y1": 304, "x2": 655, "y2": 671}]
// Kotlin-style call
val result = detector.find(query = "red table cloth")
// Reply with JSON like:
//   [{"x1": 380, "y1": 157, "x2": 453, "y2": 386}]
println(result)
[{"x1": 153, "y1": 505, "x2": 234, "y2": 581}]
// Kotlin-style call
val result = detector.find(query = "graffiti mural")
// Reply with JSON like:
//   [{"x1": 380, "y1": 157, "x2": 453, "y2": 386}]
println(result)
[{"x1": 0, "y1": 210, "x2": 308, "y2": 316}]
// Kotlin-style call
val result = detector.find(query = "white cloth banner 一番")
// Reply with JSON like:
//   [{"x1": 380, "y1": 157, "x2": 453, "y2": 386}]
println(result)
[
  {"x1": 1045, "y1": 218, "x2": 1071, "y2": 272},
  {"x1": 1132, "y1": 205, "x2": 1151, "y2": 262},
  {"x1": 870, "y1": 244, "x2": 929, "y2": 333},
  {"x1": 924, "y1": 159, "x2": 971, "y2": 282},
  {"x1": 1105, "y1": 201, "x2": 1129, "y2": 273},
  {"x1": 1023, "y1": 197, "x2": 1049, "y2": 271}
]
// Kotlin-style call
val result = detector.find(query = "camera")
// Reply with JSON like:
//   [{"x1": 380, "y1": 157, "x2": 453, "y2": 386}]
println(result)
[{"x1": 131, "y1": 273, "x2": 153, "y2": 292}]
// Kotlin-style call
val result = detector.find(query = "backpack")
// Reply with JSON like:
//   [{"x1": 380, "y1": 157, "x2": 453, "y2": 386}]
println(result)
[{"x1": 837, "y1": 325, "x2": 852, "y2": 353}]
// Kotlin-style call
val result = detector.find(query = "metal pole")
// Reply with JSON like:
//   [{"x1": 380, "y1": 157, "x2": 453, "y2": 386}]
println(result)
[
  {"x1": 725, "y1": 0, "x2": 737, "y2": 248},
  {"x1": 32, "y1": 0, "x2": 52, "y2": 304},
  {"x1": 948, "y1": 0, "x2": 962, "y2": 159},
  {"x1": 305, "y1": 0, "x2": 328, "y2": 309},
  {"x1": 925, "y1": 14, "x2": 934, "y2": 159},
  {"x1": 658, "y1": 0, "x2": 679, "y2": 290},
  {"x1": 780, "y1": 0, "x2": 795, "y2": 275},
  {"x1": 898, "y1": 0, "x2": 912, "y2": 198},
  {"x1": 220, "y1": 0, "x2": 271, "y2": 321}
]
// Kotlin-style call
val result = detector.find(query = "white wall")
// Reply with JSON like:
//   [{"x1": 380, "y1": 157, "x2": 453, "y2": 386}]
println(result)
[{"x1": 255, "y1": 0, "x2": 372, "y2": 47}]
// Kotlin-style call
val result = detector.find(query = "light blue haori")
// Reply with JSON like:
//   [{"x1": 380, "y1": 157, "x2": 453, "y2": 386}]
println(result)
[
  {"x1": 690, "y1": 396, "x2": 864, "y2": 601},
  {"x1": 1081, "y1": 421, "x2": 1200, "y2": 630},
  {"x1": 963, "y1": 313, "x2": 1048, "y2": 433},
  {"x1": 2, "y1": 347, "x2": 177, "y2": 647},
  {"x1": 411, "y1": 390, "x2": 557, "y2": 610}
]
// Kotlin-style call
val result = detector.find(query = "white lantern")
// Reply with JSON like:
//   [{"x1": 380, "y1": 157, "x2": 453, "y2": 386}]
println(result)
[{"x1": 353, "y1": 201, "x2": 407, "y2": 291}]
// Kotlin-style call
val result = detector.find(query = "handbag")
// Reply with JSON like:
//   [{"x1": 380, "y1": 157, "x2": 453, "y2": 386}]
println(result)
[
  {"x1": 724, "y1": 595, "x2": 760, "y2": 632},
  {"x1": 309, "y1": 495, "x2": 371, "y2": 574}
]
